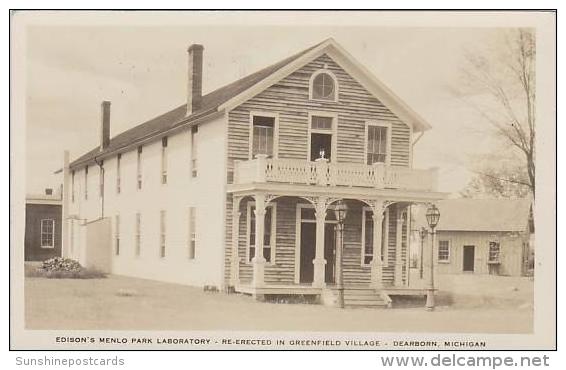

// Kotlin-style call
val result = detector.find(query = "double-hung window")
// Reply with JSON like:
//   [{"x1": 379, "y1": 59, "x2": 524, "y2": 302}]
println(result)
[
  {"x1": 366, "y1": 123, "x2": 389, "y2": 165},
  {"x1": 40, "y1": 219, "x2": 55, "y2": 248},
  {"x1": 115, "y1": 215, "x2": 120, "y2": 256},
  {"x1": 251, "y1": 115, "x2": 275, "y2": 158},
  {"x1": 161, "y1": 137, "x2": 168, "y2": 184},
  {"x1": 191, "y1": 126, "x2": 198, "y2": 178},
  {"x1": 247, "y1": 202, "x2": 276, "y2": 263},
  {"x1": 160, "y1": 210, "x2": 166, "y2": 258},
  {"x1": 188, "y1": 207, "x2": 196, "y2": 259},
  {"x1": 136, "y1": 146, "x2": 143, "y2": 190},
  {"x1": 438, "y1": 240, "x2": 450, "y2": 263},
  {"x1": 135, "y1": 213, "x2": 141, "y2": 256},
  {"x1": 116, "y1": 153, "x2": 121, "y2": 194}
]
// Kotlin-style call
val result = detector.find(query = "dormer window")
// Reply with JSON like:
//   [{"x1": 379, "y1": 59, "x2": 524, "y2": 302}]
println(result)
[{"x1": 310, "y1": 70, "x2": 338, "y2": 101}]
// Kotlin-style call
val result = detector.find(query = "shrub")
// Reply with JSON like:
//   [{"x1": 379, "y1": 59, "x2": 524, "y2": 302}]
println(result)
[{"x1": 26, "y1": 257, "x2": 106, "y2": 279}]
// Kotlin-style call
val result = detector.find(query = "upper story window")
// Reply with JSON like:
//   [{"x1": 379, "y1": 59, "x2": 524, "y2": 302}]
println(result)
[
  {"x1": 116, "y1": 153, "x2": 121, "y2": 194},
  {"x1": 99, "y1": 160, "x2": 104, "y2": 198},
  {"x1": 191, "y1": 126, "x2": 198, "y2": 178},
  {"x1": 250, "y1": 113, "x2": 277, "y2": 158},
  {"x1": 366, "y1": 122, "x2": 391, "y2": 165},
  {"x1": 309, "y1": 70, "x2": 338, "y2": 102},
  {"x1": 136, "y1": 146, "x2": 143, "y2": 190},
  {"x1": 161, "y1": 137, "x2": 168, "y2": 185},
  {"x1": 84, "y1": 165, "x2": 89, "y2": 200}
]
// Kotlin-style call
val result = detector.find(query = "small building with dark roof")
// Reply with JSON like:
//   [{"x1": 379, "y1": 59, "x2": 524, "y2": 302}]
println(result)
[{"x1": 434, "y1": 198, "x2": 533, "y2": 276}]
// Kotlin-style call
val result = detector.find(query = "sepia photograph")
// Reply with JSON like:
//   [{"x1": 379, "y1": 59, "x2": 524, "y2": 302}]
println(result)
[{"x1": 9, "y1": 10, "x2": 556, "y2": 351}]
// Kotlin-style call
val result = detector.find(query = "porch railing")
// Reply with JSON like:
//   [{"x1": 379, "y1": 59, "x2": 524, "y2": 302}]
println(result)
[{"x1": 234, "y1": 155, "x2": 438, "y2": 192}]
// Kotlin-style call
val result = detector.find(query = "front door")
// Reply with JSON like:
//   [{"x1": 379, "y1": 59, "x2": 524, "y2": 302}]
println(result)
[
  {"x1": 324, "y1": 223, "x2": 336, "y2": 284},
  {"x1": 463, "y1": 245, "x2": 475, "y2": 272},
  {"x1": 299, "y1": 223, "x2": 316, "y2": 283},
  {"x1": 310, "y1": 133, "x2": 332, "y2": 161}
]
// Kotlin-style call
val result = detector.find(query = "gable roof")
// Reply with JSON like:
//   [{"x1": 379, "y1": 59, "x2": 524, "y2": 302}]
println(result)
[
  {"x1": 70, "y1": 38, "x2": 431, "y2": 168},
  {"x1": 435, "y1": 198, "x2": 532, "y2": 232}
]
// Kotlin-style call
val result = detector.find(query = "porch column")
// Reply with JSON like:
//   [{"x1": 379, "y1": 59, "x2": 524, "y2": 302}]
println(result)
[
  {"x1": 394, "y1": 206, "x2": 406, "y2": 287},
  {"x1": 370, "y1": 201, "x2": 385, "y2": 289},
  {"x1": 312, "y1": 197, "x2": 328, "y2": 288},
  {"x1": 252, "y1": 194, "x2": 267, "y2": 288},
  {"x1": 230, "y1": 196, "x2": 242, "y2": 287}
]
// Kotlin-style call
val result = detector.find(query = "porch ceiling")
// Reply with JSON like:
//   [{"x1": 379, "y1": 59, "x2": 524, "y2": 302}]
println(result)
[{"x1": 226, "y1": 182, "x2": 448, "y2": 203}]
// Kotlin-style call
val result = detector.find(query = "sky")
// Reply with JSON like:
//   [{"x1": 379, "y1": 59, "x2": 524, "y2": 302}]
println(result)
[{"x1": 22, "y1": 12, "x2": 512, "y2": 195}]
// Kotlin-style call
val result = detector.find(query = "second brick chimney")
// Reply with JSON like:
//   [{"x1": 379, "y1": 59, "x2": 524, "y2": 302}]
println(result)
[
  {"x1": 100, "y1": 101, "x2": 111, "y2": 150},
  {"x1": 187, "y1": 44, "x2": 204, "y2": 116}
]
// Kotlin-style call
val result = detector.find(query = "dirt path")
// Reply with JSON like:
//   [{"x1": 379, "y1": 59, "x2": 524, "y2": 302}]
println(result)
[{"x1": 25, "y1": 275, "x2": 532, "y2": 333}]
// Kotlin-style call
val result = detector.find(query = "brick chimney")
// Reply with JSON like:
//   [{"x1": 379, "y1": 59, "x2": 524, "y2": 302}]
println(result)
[
  {"x1": 100, "y1": 101, "x2": 111, "y2": 150},
  {"x1": 187, "y1": 44, "x2": 204, "y2": 116}
]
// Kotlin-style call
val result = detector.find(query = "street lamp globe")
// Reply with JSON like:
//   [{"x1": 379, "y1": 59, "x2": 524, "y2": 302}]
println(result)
[
  {"x1": 334, "y1": 200, "x2": 348, "y2": 224},
  {"x1": 425, "y1": 204, "x2": 440, "y2": 229}
]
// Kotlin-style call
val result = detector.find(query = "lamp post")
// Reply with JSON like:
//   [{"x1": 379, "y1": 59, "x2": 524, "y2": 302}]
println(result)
[
  {"x1": 334, "y1": 200, "x2": 348, "y2": 309},
  {"x1": 425, "y1": 204, "x2": 440, "y2": 311},
  {"x1": 419, "y1": 227, "x2": 428, "y2": 279}
]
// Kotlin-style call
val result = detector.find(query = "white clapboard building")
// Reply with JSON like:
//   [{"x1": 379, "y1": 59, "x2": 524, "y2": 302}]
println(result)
[{"x1": 62, "y1": 39, "x2": 446, "y2": 306}]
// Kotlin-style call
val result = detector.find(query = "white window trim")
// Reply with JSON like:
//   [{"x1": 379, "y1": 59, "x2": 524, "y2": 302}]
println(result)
[
  {"x1": 190, "y1": 126, "x2": 198, "y2": 178},
  {"x1": 438, "y1": 239, "x2": 451, "y2": 264},
  {"x1": 159, "y1": 210, "x2": 166, "y2": 258},
  {"x1": 365, "y1": 121, "x2": 392, "y2": 166},
  {"x1": 161, "y1": 137, "x2": 168, "y2": 185},
  {"x1": 246, "y1": 201, "x2": 277, "y2": 265},
  {"x1": 114, "y1": 214, "x2": 120, "y2": 256},
  {"x1": 248, "y1": 111, "x2": 279, "y2": 160},
  {"x1": 309, "y1": 69, "x2": 339, "y2": 102},
  {"x1": 307, "y1": 111, "x2": 338, "y2": 162},
  {"x1": 40, "y1": 219, "x2": 55, "y2": 248}
]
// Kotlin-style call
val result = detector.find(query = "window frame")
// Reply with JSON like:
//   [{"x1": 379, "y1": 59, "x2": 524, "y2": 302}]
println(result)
[
  {"x1": 309, "y1": 69, "x2": 339, "y2": 102},
  {"x1": 246, "y1": 201, "x2": 277, "y2": 265},
  {"x1": 191, "y1": 126, "x2": 198, "y2": 178},
  {"x1": 135, "y1": 212, "x2": 141, "y2": 257},
  {"x1": 188, "y1": 206, "x2": 197, "y2": 260},
  {"x1": 365, "y1": 121, "x2": 392, "y2": 165},
  {"x1": 116, "y1": 153, "x2": 122, "y2": 194},
  {"x1": 161, "y1": 137, "x2": 168, "y2": 185},
  {"x1": 307, "y1": 111, "x2": 338, "y2": 162},
  {"x1": 84, "y1": 165, "x2": 89, "y2": 200},
  {"x1": 438, "y1": 239, "x2": 451, "y2": 263},
  {"x1": 160, "y1": 210, "x2": 166, "y2": 258},
  {"x1": 136, "y1": 146, "x2": 143, "y2": 190},
  {"x1": 115, "y1": 214, "x2": 120, "y2": 256},
  {"x1": 40, "y1": 218, "x2": 55, "y2": 248},
  {"x1": 248, "y1": 111, "x2": 279, "y2": 160}
]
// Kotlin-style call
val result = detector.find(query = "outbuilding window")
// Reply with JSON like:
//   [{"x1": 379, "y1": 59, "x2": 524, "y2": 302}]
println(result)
[
  {"x1": 489, "y1": 241, "x2": 501, "y2": 263},
  {"x1": 438, "y1": 240, "x2": 450, "y2": 263},
  {"x1": 40, "y1": 219, "x2": 55, "y2": 248}
]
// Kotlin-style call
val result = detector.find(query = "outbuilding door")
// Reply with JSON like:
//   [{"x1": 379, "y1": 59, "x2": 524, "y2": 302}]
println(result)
[{"x1": 463, "y1": 245, "x2": 475, "y2": 272}]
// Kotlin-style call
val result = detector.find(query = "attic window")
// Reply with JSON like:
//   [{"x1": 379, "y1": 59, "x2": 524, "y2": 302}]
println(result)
[{"x1": 310, "y1": 70, "x2": 338, "y2": 101}]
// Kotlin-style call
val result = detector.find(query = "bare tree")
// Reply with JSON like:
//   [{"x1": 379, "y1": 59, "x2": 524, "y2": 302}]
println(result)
[{"x1": 455, "y1": 29, "x2": 535, "y2": 198}]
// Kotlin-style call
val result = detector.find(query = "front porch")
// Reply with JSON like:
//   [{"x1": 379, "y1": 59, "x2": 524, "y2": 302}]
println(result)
[{"x1": 226, "y1": 179, "x2": 445, "y2": 307}]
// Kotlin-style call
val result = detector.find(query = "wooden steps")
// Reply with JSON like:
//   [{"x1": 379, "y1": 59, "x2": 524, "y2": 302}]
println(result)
[{"x1": 342, "y1": 287, "x2": 391, "y2": 308}]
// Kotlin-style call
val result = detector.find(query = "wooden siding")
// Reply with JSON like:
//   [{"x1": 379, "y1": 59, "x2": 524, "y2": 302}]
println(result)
[
  {"x1": 224, "y1": 54, "x2": 413, "y2": 285},
  {"x1": 435, "y1": 230, "x2": 529, "y2": 277},
  {"x1": 226, "y1": 197, "x2": 405, "y2": 287}
]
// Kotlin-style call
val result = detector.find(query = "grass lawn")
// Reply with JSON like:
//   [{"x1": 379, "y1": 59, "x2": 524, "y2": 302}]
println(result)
[{"x1": 25, "y1": 270, "x2": 533, "y2": 333}]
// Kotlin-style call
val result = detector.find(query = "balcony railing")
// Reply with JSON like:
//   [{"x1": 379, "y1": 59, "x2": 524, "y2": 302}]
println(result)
[{"x1": 234, "y1": 155, "x2": 438, "y2": 192}]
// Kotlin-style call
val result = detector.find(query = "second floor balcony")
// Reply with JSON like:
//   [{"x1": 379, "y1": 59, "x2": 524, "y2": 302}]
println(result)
[{"x1": 234, "y1": 155, "x2": 438, "y2": 192}]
